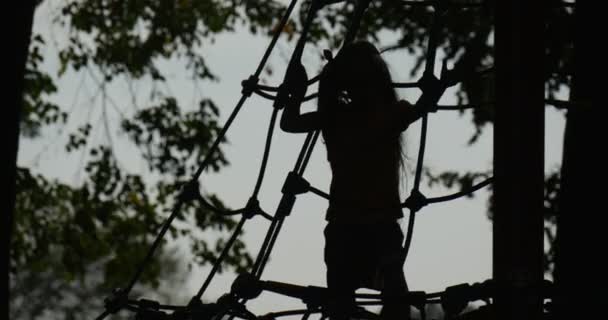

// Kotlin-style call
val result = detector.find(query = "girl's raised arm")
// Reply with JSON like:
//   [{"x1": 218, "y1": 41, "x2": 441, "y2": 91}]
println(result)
[
  {"x1": 280, "y1": 63, "x2": 323, "y2": 133},
  {"x1": 280, "y1": 107, "x2": 322, "y2": 133},
  {"x1": 394, "y1": 99, "x2": 435, "y2": 132}
]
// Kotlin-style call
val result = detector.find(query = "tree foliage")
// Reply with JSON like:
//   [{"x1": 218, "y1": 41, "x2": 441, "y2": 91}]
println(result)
[{"x1": 14, "y1": 0, "x2": 286, "y2": 317}]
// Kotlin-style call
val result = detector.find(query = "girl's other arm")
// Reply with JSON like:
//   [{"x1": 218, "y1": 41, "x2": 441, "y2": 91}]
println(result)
[
  {"x1": 280, "y1": 104, "x2": 322, "y2": 133},
  {"x1": 395, "y1": 99, "x2": 435, "y2": 132}
]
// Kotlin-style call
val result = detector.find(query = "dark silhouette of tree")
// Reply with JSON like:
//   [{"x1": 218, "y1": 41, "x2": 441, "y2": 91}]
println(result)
[
  {"x1": 8, "y1": 1, "x2": 38, "y2": 318},
  {"x1": 553, "y1": 2, "x2": 600, "y2": 320}
]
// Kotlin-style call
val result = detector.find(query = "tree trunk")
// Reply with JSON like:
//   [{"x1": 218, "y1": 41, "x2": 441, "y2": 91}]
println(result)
[
  {"x1": 553, "y1": 2, "x2": 599, "y2": 320},
  {"x1": 493, "y1": 1, "x2": 545, "y2": 319},
  {"x1": 7, "y1": 0, "x2": 37, "y2": 314}
]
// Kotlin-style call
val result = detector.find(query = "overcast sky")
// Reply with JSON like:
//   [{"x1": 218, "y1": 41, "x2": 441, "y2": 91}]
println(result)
[{"x1": 19, "y1": 0, "x2": 567, "y2": 316}]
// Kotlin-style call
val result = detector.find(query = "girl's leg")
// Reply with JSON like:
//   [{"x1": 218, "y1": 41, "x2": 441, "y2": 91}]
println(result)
[
  {"x1": 380, "y1": 267, "x2": 411, "y2": 320},
  {"x1": 324, "y1": 223, "x2": 358, "y2": 320},
  {"x1": 326, "y1": 268, "x2": 357, "y2": 320},
  {"x1": 379, "y1": 222, "x2": 411, "y2": 320}
]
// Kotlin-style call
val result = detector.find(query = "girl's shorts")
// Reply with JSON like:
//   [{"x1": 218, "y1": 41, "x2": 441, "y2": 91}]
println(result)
[{"x1": 324, "y1": 220, "x2": 405, "y2": 291}]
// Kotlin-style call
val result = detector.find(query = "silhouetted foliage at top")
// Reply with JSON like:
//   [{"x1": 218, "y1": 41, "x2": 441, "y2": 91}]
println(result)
[
  {"x1": 22, "y1": 34, "x2": 66, "y2": 138},
  {"x1": 55, "y1": 0, "x2": 285, "y2": 80}
]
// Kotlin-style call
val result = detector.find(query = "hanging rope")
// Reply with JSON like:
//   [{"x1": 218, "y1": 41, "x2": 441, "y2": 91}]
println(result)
[
  {"x1": 220, "y1": 3, "x2": 375, "y2": 320},
  {"x1": 251, "y1": 108, "x2": 280, "y2": 199},
  {"x1": 194, "y1": 216, "x2": 248, "y2": 300},
  {"x1": 93, "y1": 1, "x2": 302, "y2": 319},
  {"x1": 400, "y1": 2, "x2": 448, "y2": 266},
  {"x1": 248, "y1": 0, "x2": 374, "y2": 282},
  {"x1": 192, "y1": 0, "x2": 326, "y2": 296}
]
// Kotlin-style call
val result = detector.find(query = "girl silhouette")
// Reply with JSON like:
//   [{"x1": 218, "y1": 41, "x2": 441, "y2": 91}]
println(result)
[{"x1": 281, "y1": 41, "x2": 427, "y2": 320}]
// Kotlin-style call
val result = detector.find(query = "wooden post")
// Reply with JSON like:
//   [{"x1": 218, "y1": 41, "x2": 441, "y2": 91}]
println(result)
[
  {"x1": 553, "y1": 2, "x2": 599, "y2": 320},
  {"x1": 493, "y1": 1, "x2": 545, "y2": 319}
]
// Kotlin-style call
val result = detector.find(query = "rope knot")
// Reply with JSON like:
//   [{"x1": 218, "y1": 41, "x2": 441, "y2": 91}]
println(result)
[
  {"x1": 404, "y1": 189, "x2": 428, "y2": 212},
  {"x1": 104, "y1": 288, "x2": 129, "y2": 314},
  {"x1": 178, "y1": 180, "x2": 203, "y2": 203},
  {"x1": 243, "y1": 197, "x2": 265, "y2": 220},
  {"x1": 241, "y1": 75, "x2": 259, "y2": 97},
  {"x1": 281, "y1": 171, "x2": 310, "y2": 196},
  {"x1": 231, "y1": 273, "x2": 263, "y2": 300}
]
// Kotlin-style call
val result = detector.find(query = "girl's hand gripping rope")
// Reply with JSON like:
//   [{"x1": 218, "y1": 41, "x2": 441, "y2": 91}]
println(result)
[
  {"x1": 285, "y1": 62, "x2": 309, "y2": 106},
  {"x1": 280, "y1": 62, "x2": 322, "y2": 133}
]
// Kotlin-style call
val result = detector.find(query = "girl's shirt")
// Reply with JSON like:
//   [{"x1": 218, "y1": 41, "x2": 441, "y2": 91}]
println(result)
[{"x1": 323, "y1": 101, "x2": 412, "y2": 223}]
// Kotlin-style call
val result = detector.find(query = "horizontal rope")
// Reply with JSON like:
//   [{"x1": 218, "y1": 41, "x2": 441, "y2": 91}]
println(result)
[
  {"x1": 254, "y1": 89, "x2": 278, "y2": 100},
  {"x1": 308, "y1": 185, "x2": 330, "y2": 199},
  {"x1": 393, "y1": 81, "x2": 420, "y2": 88},
  {"x1": 400, "y1": 0, "x2": 486, "y2": 9},
  {"x1": 427, "y1": 177, "x2": 493, "y2": 204},
  {"x1": 126, "y1": 299, "x2": 183, "y2": 311},
  {"x1": 436, "y1": 102, "x2": 491, "y2": 110},
  {"x1": 265, "y1": 309, "x2": 320, "y2": 319}
]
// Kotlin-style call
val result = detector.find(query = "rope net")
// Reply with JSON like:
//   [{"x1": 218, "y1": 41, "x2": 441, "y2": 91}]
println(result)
[{"x1": 90, "y1": 1, "x2": 560, "y2": 319}]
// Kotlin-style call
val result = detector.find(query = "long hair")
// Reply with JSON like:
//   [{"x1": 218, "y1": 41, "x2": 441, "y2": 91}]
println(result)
[{"x1": 318, "y1": 41, "x2": 408, "y2": 189}]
